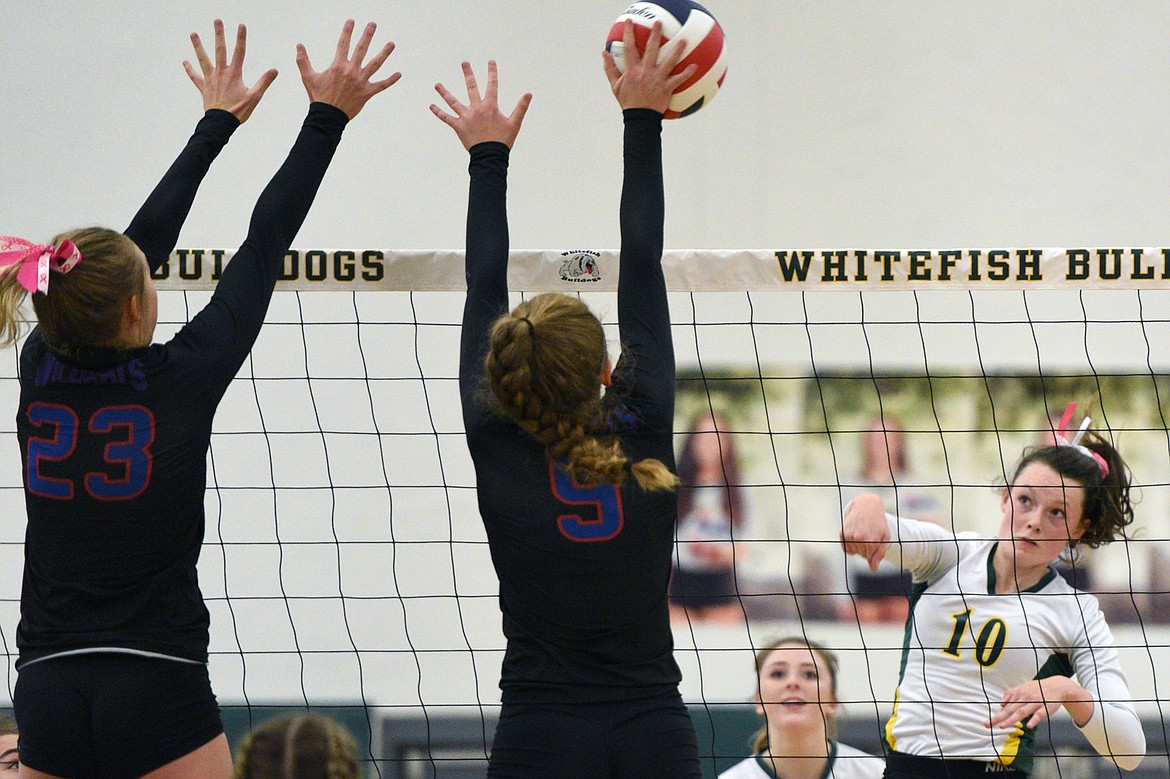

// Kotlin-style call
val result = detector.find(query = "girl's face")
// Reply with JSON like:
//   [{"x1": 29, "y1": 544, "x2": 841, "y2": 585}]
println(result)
[
  {"x1": 691, "y1": 414, "x2": 733, "y2": 466},
  {"x1": 0, "y1": 734, "x2": 16, "y2": 776},
  {"x1": 756, "y1": 643, "x2": 837, "y2": 733},
  {"x1": 998, "y1": 461, "x2": 1087, "y2": 572}
]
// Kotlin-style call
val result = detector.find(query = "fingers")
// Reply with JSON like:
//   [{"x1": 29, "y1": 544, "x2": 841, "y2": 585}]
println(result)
[
  {"x1": 231, "y1": 23, "x2": 247, "y2": 71},
  {"x1": 182, "y1": 60, "x2": 203, "y2": 89},
  {"x1": 295, "y1": 43, "x2": 314, "y2": 81},
  {"x1": 508, "y1": 92, "x2": 533, "y2": 126},
  {"x1": 213, "y1": 18, "x2": 228, "y2": 70},
  {"x1": 666, "y1": 63, "x2": 698, "y2": 93},
  {"x1": 434, "y1": 82, "x2": 464, "y2": 112},
  {"x1": 621, "y1": 20, "x2": 640, "y2": 68},
  {"x1": 364, "y1": 39, "x2": 397, "y2": 78},
  {"x1": 659, "y1": 35, "x2": 687, "y2": 72},
  {"x1": 334, "y1": 19, "x2": 356, "y2": 64},
  {"x1": 642, "y1": 20, "x2": 664, "y2": 66},
  {"x1": 429, "y1": 103, "x2": 457, "y2": 127},
  {"x1": 251, "y1": 68, "x2": 279, "y2": 101},
  {"x1": 485, "y1": 60, "x2": 499, "y2": 102},
  {"x1": 602, "y1": 50, "x2": 622, "y2": 92},
  {"x1": 369, "y1": 71, "x2": 403, "y2": 96},
  {"x1": 463, "y1": 61, "x2": 481, "y2": 103},
  {"x1": 352, "y1": 21, "x2": 377, "y2": 66},
  {"x1": 190, "y1": 32, "x2": 213, "y2": 77}
]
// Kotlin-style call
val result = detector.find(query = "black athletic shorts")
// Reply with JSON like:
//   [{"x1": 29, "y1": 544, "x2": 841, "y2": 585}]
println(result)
[
  {"x1": 488, "y1": 691, "x2": 700, "y2": 778},
  {"x1": 14, "y1": 652, "x2": 224, "y2": 778},
  {"x1": 885, "y1": 750, "x2": 1028, "y2": 778},
  {"x1": 669, "y1": 567, "x2": 738, "y2": 609}
]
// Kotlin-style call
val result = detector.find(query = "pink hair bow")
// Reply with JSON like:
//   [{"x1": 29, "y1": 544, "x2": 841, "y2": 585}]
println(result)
[
  {"x1": 0, "y1": 236, "x2": 83, "y2": 294},
  {"x1": 1055, "y1": 401, "x2": 1109, "y2": 478}
]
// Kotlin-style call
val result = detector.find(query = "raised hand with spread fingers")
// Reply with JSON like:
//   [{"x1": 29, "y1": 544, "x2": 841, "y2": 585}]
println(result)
[
  {"x1": 430, "y1": 60, "x2": 532, "y2": 151},
  {"x1": 296, "y1": 19, "x2": 401, "y2": 119},
  {"x1": 183, "y1": 19, "x2": 278, "y2": 123}
]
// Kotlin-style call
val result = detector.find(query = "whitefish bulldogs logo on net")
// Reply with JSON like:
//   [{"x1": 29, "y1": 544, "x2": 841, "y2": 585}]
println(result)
[{"x1": 559, "y1": 250, "x2": 602, "y2": 283}]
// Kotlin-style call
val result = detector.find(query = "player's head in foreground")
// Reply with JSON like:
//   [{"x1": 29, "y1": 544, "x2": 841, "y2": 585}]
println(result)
[{"x1": 486, "y1": 291, "x2": 677, "y2": 492}]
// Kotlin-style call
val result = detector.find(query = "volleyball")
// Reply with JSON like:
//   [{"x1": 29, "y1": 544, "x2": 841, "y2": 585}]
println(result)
[{"x1": 605, "y1": 1, "x2": 727, "y2": 119}]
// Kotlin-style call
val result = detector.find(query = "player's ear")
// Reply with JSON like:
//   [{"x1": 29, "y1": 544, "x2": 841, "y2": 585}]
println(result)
[
  {"x1": 600, "y1": 357, "x2": 613, "y2": 387},
  {"x1": 119, "y1": 294, "x2": 142, "y2": 340}
]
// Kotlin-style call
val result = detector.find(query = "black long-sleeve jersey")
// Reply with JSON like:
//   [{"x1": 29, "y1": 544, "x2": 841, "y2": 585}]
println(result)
[
  {"x1": 15, "y1": 103, "x2": 348, "y2": 667},
  {"x1": 460, "y1": 110, "x2": 682, "y2": 704}
]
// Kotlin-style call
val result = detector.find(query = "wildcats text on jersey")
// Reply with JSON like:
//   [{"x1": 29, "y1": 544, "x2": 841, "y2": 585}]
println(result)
[{"x1": 34, "y1": 352, "x2": 147, "y2": 391}]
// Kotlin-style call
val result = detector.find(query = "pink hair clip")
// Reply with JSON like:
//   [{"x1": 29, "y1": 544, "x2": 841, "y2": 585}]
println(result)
[
  {"x1": 0, "y1": 236, "x2": 83, "y2": 294},
  {"x1": 1055, "y1": 401, "x2": 1109, "y2": 478}
]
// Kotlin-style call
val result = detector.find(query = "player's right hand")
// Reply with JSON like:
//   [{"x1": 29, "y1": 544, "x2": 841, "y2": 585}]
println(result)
[
  {"x1": 296, "y1": 20, "x2": 401, "y2": 119},
  {"x1": 841, "y1": 493, "x2": 890, "y2": 571}
]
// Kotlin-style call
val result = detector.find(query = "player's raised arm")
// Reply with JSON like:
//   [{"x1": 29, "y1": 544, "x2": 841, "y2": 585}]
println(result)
[
  {"x1": 601, "y1": 20, "x2": 695, "y2": 433},
  {"x1": 431, "y1": 61, "x2": 531, "y2": 423},
  {"x1": 179, "y1": 19, "x2": 400, "y2": 373},
  {"x1": 126, "y1": 20, "x2": 277, "y2": 270}
]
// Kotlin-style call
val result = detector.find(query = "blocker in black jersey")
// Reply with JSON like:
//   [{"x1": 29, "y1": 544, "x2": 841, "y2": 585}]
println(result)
[
  {"x1": 6, "y1": 19, "x2": 400, "y2": 779},
  {"x1": 14, "y1": 102, "x2": 346, "y2": 773},
  {"x1": 461, "y1": 111, "x2": 681, "y2": 704},
  {"x1": 16, "y1": 103, "x2": 348, "y2": 668},
  {"x1": 435, "y1": 26, "x2": 703, "y2": 778}
]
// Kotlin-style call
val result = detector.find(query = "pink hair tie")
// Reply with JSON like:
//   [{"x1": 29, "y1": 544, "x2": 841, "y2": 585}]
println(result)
[
  {"x1": 0, "y1": 236, "x2": 83, "y2": 294},
  {"x1": 1055, "y1": 401, "x2": 1110, "y2": 478}
]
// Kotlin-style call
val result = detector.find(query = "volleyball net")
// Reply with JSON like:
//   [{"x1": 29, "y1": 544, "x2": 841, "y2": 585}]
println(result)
[{"x1": 2, "y1": 247, "x2": 1168, "y2": 777}]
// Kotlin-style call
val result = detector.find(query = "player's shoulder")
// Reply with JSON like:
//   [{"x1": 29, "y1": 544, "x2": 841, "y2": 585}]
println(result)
[{"x1": 832, "y1": 741, "x2": 886, "y2": 777}]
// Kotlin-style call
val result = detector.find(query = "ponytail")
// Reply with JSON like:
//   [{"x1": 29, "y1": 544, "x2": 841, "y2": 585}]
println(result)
[{"x1": 486, "y1": 293, "x2": 677, "y2": 492}]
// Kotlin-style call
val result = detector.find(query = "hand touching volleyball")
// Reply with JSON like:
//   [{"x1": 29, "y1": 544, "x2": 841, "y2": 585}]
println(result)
[
  {"x1": 431, "y1": 61, "x2": 533, "y2": 150},
  {"x1": 604, "y1": 0, "x2": 727, "y2": 118},
  {"x1": 841, "y1": 493, "x2": 891, "y2": 572},
  {"x1": 603, "y1": 20, "x2": 696, "y2": 114},
  {"x1": 296, "y1": 20, "x2": 401, "y2": 119}
]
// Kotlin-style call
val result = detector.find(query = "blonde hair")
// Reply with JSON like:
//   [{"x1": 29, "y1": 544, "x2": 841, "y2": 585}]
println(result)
[
  {"x1": 485, "y1": 292, "x2": 676, "y2": 492},
  {"x1": 751, "y1": 636, "x2": 841, "y2": 754},
  {"x1": 0, "y1": 227, "x2": 142, "y2": 351},
  {"x1": 234, "y1": 714, "x2": 360, "y2": 779}
]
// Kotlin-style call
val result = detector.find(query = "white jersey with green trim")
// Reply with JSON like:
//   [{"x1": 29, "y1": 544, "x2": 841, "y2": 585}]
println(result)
[
  {"x1": 880, "y1": 514, "x2": 1144, "y2": 773},
  {"x1": 718, "y1": 741, "x2": 885, "y2": 778}
]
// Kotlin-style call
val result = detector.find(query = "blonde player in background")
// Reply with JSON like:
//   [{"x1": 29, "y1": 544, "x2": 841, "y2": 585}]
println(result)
[{"x1": 719, "y1": 637, "x2": 884, "y2": 778}]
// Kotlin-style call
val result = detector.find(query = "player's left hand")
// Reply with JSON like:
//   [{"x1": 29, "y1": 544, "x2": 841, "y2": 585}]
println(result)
[
  {"x1": 603, "y1": 19, "x2": 695, "y2": 114},
  {"x1": 987, "y1": 676, "x2": 1091, "y2": 730},
  {"x1": 184, "y1": 19, "x2": 278, "y2": 123},
  {"x1": 431, "y1": 61, "x2": 532, "y2": 151}
]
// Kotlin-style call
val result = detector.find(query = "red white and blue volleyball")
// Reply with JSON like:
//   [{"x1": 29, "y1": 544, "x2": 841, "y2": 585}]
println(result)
[{"x1": 606, "y1": 1, "x2": 727, "y2": 119}]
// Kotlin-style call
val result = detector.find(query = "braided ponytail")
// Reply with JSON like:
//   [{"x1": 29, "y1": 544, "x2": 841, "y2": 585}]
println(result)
[{"x1": 486, "y1": 293, "x2": 676, "y2": 492}]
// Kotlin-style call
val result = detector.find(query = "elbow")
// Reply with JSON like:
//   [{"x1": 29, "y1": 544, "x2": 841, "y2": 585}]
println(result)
[
  {"x1": 1103, "y1": 736, "x2": 1146, "y2": 772},
  {"x1": 1109, "y1": 753, "x2": 1144, "y2": 772}
]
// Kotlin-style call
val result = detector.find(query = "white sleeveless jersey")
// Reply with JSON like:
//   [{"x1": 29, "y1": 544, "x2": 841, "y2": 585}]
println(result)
[
  {"x1": 718, "y1": 741, "x2": 885, "y2": 778},
  {"x1": 881, "y1": 516, "x2": 1144, "y2": 774}
]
